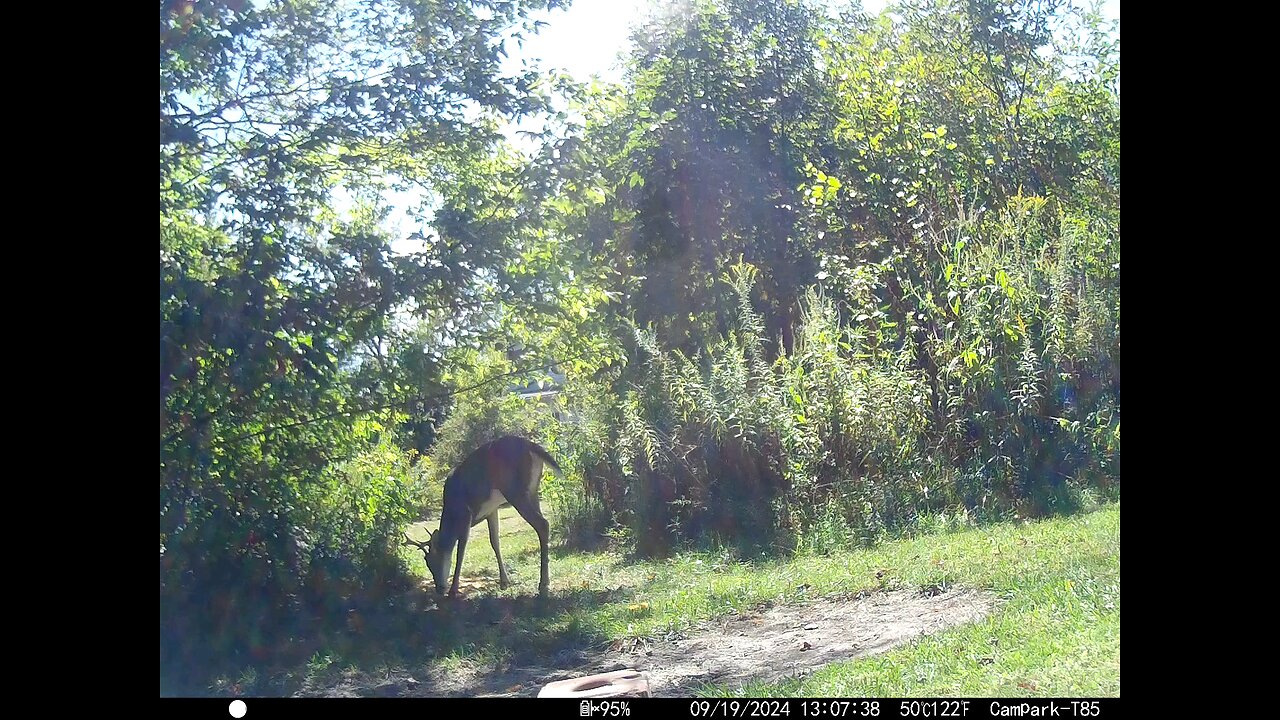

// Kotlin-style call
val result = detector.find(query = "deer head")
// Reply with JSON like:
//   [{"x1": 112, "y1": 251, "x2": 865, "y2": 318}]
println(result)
[{"x1": 404, "y1": 531, "x2": 447, "y2": 595}]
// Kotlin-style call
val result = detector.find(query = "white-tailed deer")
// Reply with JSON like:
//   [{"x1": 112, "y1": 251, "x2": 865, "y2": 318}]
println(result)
[{"x1": 405, "y1": 436, "x2": 561, "y2": 598}]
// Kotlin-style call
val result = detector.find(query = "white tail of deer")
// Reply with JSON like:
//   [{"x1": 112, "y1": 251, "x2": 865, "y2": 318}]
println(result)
[{"x1": 405, "y1": 436, "x2": 561, "y2": 598}]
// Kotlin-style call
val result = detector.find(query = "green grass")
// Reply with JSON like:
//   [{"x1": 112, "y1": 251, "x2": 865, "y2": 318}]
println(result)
[
  {"x1": 202, "y1": 503, "x2": 1116, "y2": 695},
  {"x1": 701, "y1": 506, "x2": 1120, "y2": 696},
  {"x1": 388, "y1": 502, "x2": 1118, "y2": 696}
]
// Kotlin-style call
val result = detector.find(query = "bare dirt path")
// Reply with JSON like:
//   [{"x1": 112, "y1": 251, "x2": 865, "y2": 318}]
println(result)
[{"x1": 308, "y1": 587, "x2": 995, "y2": 697}]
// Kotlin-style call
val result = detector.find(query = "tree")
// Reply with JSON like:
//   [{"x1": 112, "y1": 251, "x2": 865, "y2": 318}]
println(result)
[
  {"x1": 160, "y1": 0, "x2": 568, "y2": 685},
  {"x1": 523, "y1": 0, "x2": 835, "y2": 360}
]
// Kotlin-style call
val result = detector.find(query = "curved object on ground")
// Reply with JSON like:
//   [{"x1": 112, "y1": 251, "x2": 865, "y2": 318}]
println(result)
[{"x1": 537, "y1": 669, "x2": 650, "y2": 698}]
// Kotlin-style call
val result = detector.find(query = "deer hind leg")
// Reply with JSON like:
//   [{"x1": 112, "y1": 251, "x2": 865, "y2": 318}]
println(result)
[
  {"x1": 487, "y1": 512, "x2": 510, "y2": 588},
  {"x1": 508, "y1": 492, "x2": 550, "y2": 598}
]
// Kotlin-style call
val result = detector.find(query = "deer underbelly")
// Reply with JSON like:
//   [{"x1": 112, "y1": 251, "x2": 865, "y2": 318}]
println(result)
[{"x1": 474, "y1": 489, "x2": 508, "y2": 520}]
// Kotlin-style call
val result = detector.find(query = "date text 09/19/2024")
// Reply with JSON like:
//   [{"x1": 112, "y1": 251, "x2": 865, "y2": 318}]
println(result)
[
  {"x1": 687, "y1": 700, "x2": 882, "y2": 717},
  {"x1": 682, "y1": 700, "x2": 1106, "y2": 718}
]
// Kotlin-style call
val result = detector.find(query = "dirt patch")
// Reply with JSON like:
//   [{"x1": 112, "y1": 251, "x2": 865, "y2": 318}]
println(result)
[
  {"x1": 630, "y1": 587, "x2": 995, "y2": 696},
  {"x1": 306, "y1": 587, "x2": 995, "y2": 698}
]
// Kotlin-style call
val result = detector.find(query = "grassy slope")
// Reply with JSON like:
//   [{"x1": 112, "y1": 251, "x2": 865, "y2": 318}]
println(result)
[{"x1": 396, "y1": 502, "x2": 1119, "y2": 696}]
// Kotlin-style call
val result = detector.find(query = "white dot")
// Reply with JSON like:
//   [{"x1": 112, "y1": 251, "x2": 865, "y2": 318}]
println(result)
[{"x1": 229, "y1": 700, "x2": 247, "y2": 718}]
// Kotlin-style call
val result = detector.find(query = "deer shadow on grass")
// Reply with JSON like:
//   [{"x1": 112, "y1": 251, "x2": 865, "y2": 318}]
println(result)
[{"x1": 280, "y1": 582, "x2": 640, "y2": 697}]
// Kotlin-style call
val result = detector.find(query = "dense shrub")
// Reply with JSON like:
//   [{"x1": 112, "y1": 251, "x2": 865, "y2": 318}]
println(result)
[
  {"x1": 557, "y1": 196, "x2": 1118, "y2": 554},
  {"x1": 160, "y1": 416, "x2": 424, "y2": 693}
]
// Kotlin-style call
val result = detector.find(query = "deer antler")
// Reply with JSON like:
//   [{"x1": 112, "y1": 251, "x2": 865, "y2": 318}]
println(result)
[{"x1": 403, "y1": 532, "x2": 430, "y2": 550}]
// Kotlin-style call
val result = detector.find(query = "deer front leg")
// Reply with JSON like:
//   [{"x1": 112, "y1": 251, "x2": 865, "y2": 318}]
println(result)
[
  {"x1": 449, "y1": 531, "x2": 469, "y2": 598},
  {"x1": 487, "y1": 513, "x2": 510, "y2": 588}
]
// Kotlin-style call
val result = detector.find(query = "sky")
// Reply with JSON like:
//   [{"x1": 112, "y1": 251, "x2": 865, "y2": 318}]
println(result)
[
  {"x1": 505, "y1": 0, "x2": 650, "y2": 86},
  {"x1": 384, "y1": 0, "x2": 1120, "y2": 252}
]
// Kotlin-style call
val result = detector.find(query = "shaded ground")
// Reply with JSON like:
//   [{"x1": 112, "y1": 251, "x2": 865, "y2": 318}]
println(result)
[{"x1": 298, "y1": 586, "x2": 995, "y2": 697}]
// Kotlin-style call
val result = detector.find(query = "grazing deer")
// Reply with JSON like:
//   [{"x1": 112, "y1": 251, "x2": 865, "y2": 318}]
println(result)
[{"x1": 405, "y1": 436, "x2": 561, "y2": 598}]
